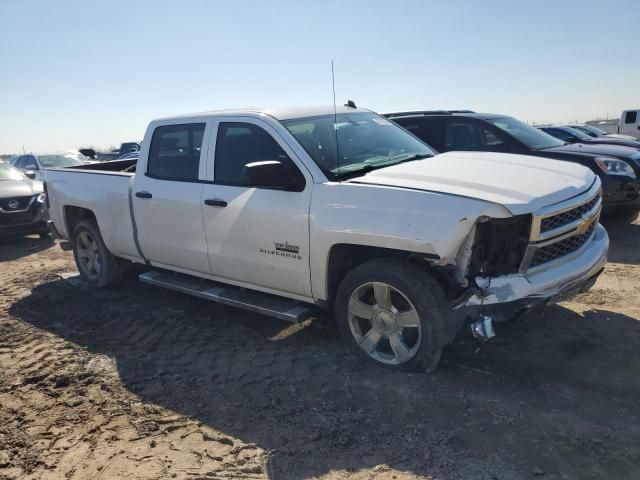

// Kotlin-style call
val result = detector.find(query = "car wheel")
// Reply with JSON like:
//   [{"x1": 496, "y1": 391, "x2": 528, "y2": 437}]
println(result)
[
  {"x1": 72, "y1": 220, "x2": 122, "y2": 287},
  {"x1": 335, "y1": 258, "x2": 448, "y2": 372}
]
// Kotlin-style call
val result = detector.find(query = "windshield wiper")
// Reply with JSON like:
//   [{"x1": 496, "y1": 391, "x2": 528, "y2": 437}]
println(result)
[{"x1": 332, "y1": 153, "x2": 433, "y2": 179}]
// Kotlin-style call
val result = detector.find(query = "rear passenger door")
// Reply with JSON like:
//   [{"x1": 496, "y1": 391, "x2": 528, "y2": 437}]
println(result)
[
  {"x1": 622, "y1": 110, "x2": 640, "y2": 139},
  {"x1": 133, "y1": 120, "x2": 213, "y2": 274},
  {"x1": 200, "y1": 117, "x2": 312, "y2": 298}
]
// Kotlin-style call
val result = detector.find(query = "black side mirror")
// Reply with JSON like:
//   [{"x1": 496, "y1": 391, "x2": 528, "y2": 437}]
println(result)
[
  {"x1": 25, "y1": 171, "x2": 36, "y2": 179},
  {"x1": 243, "y1": 160, "x2": 303, "y2": 191}
]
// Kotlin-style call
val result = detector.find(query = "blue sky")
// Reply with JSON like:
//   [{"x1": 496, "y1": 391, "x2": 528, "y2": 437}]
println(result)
[{"x1": 1, "y1": 0, "x2": 638, "y2": 153}]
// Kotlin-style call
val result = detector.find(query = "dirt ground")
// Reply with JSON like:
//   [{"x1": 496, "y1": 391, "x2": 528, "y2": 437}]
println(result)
[{"x1": 1, "y1": 212, "x2": 640, "y2": 480}]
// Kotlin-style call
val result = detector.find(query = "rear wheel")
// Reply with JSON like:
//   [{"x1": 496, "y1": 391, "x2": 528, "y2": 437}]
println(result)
[
  {"x1": 72, "y1": 220, "x2": 122, "y2": 287},
  {"x1": 335, "y1": 258, "x2": 448, "y2": 372}
]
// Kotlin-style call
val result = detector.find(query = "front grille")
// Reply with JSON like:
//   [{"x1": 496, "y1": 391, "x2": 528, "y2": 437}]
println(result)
[
  {"x1": 540, "y1": 193, "x2": 600, "y2": 233},
  {"x1": 530, "y1": 222, "x2": 596, "y2": 268},
  {"x1": 0, "y1": 195, "x2": 33, "y2": 211}
]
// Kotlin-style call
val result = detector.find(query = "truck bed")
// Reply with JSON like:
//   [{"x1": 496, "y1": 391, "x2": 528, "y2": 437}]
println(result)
[{"x1": 45, "y1": 164, "x2": 142, "y2": 262}]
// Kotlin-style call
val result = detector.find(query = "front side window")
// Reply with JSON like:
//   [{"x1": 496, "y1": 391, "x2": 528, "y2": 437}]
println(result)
[
  {"x1": 625, "y1": 111, "x2": 638, "y2": 124},
  {"x1": 147, "y1": 123, "x2": 205, "y2": 181},
  {"x1": 489, "y1": 117, "x2": 564, "y2": 150},
  {"x1": 214, "y1": 122, "x2": 302, "y2": 187},
  {"x1": 281, "y1": 112, "x2": 435, "y2": 179}
]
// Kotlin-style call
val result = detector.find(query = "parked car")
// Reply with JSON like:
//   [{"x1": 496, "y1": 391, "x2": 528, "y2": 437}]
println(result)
[
  {"x1": 385, "y1": 111, "x2": 640, "y2": 210},
  {"x1": 0, "y1": 162, "x2": 49, "y2": 238},
  {"x1": 44, "y1": 106, "x2": 608, "y2": 372},
  {"x1": 566, "y1": 124, "x2": 637, "y2": 141},
  {"x1": 538, "y1": 125, "x2": 640, "y2": 150},
  {"x1": 118, "y1": 142, "x2": 141, "y2": 157},
  {"x1": 11, "y1": 152, "x2": 88, "y2": 181}
]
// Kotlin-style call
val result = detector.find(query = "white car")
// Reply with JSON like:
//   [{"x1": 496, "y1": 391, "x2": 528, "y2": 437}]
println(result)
[
  {"x1": 12, "y1": 152, "x2": 89, "y2": 181},
  {"x1": 44, "y1": 105, "x2": 608, "y2": 372}
]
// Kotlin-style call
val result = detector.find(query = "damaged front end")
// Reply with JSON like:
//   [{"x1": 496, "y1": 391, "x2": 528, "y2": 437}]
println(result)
[{"x1": 449, "y1": 183, "x2": 608, "y2": 326}]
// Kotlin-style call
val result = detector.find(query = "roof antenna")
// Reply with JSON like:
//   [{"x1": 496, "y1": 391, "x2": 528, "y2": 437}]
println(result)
[{"x1": 331, "y1": 60, "x2": 340, "y2": 175}]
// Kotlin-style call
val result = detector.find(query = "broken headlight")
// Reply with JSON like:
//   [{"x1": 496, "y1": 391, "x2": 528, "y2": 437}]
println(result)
[{"x1": 467, "y1": 215, "x2": 531, "y2": 276}]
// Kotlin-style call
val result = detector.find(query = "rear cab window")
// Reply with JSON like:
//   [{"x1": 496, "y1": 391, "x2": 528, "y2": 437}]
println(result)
[{"x1": 147, "y1": 123, "x2": 205, "y2": 181}]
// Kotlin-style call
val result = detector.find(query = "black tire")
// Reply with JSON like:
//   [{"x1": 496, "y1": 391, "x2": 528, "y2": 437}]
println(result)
[
  {"x1": 72, "y1": 219, "x2": 123, "y2": 287},
  {"x1": 335, "y1": 258, "x2": 448, "y2": 372}
]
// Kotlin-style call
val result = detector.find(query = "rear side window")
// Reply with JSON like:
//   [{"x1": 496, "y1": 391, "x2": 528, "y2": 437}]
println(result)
[
  {"x1": 444, "y1": 120, "x2": 507, "y2": 152},
  {"x1": 147, "y1": 123, "x2": 205, "y2": 181},
  {"x1": 393, "y1": 117, "x2": 444, "y2": 152},
  {"x1": 214, "y1": 122, "x2": 301, "y2": 187},
  {"x1": 625, "y1": 111, "x2": 638, "y2": 124}
]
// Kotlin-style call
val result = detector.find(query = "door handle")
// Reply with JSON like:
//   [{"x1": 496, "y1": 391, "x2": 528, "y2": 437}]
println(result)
[
  {"x1": 135, "y1": 191, "x2": 153, "y2": 199},
  {"x1": 204, "y1": 198, "x2": 227, "y2": 207}
]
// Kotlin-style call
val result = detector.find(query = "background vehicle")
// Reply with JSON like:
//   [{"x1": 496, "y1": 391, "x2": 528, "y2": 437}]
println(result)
[
  {"x1": 538, "y1": 125, "x2": 640, "y2": 149},
  {"x1": 386, "y1": 111, "x2": 640, "y2": 210},
  {"x1": 587, "y1": 111, "x2": 640, "y2": 139},
  {"x1": 0, "y1": 162, "x2": 49, "y2": 238},
  {"x1": 567, "y1": 124, "x2": 637, "y2": 141},
  {"x1": 619, "y1": 110, "x2": 640, "y2": 139},
  {"x1": 11, "y1": 152, "x2": 88, "y2": 181},
  {"x1": 44, "y1": 106, "x2": 608, "y2": 372}
]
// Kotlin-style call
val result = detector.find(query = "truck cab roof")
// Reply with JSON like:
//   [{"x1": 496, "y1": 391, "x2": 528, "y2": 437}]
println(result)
[{"x1": 155, "y1": 104, "x2": 371, "y2": 123}]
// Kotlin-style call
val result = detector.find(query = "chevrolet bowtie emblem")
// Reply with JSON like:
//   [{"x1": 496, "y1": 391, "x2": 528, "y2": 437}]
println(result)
[
  {"x1": 7, "y1": 200, "x2": 19, "y2": 209},
  {"x1": 576, "y1": 215, "x2": 594, "y2": 235}
]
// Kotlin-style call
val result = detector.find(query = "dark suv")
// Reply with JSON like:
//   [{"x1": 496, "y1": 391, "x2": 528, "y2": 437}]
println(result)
[{"x1": 385, "y1": 111, "x2": 640, "y2": 209}]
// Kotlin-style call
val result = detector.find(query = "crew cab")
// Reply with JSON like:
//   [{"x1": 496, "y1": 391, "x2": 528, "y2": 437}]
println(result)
[
  {"x1": 386, "y1": 111, "x2": 640, "y2": 210},
  {"x1": 45, "y1": 106, "x2": 608, "y2": 372}
]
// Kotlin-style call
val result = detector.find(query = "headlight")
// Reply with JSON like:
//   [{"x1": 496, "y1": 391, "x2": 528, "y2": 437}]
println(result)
[
  {"x1": 37, "y1": 193, "x2": 47, "y2": 203},
  {"x1": 594, "y1": 157, "x2": 637, "y2": 178}
]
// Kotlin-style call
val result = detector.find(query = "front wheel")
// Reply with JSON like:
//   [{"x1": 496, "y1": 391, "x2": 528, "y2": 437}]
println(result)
[
  {"x1": 72, "y1": 220, "x2": 122, "y2": 287},
  {"x1": 335, "y1": 259, "x2": 448, "y2": 372}
]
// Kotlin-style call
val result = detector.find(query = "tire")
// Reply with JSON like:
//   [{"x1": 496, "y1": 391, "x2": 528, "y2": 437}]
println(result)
[
  {"x1": 335, "y1": 258, "x2": 448, "y2": 372},
  {"x1": 72, "y1": 219, "x2": 123, "y2": 287}
]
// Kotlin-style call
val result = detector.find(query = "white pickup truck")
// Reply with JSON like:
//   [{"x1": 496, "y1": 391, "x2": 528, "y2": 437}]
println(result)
[{"x1": 45, "y1": 105, "x2": 609, "y2": 371}]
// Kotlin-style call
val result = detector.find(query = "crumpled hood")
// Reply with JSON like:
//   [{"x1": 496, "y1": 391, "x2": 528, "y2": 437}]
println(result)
[
  {"x1": 347, "y1": 151, "x2": 595, "y2": 215},
  {"x1": 0, "y1": 178, "x2": 43, "y2": 199}
]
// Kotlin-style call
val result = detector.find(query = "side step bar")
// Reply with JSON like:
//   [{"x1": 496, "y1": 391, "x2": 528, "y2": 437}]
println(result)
[{"x1": 139, "y1": 271, "x2": 313, "y2": 323}]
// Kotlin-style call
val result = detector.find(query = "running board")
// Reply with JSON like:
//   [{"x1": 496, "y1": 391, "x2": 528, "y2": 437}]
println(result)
[{"x1": 138, "y1": 270, "x2": 312, "y2": 323}]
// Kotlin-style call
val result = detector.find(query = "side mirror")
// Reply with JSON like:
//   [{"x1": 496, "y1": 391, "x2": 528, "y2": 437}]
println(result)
[
  {"x1": 25, "y1": 170, "x2": 36, "y2": 179},
  {"x1": 243, "y1": 160, "x2": 303, "y2": 191}
]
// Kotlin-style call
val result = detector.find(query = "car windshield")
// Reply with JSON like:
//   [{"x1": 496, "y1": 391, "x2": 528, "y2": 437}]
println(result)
[
  {"x1": 563, "y1": 127, "x2": 592, "y2": 141},
  {"x1": 38, "y1": 154, "x2": 85, "y2": 168},
  {"x1": 0, "y1": 163, "x2": 26, "y2": 181},
  {"x1": 579, "y1": 125, "x2": 608, "y2": 136},
  {"x1": 281, "y1": 112, "x2": 435, "y2": 179},
  {"x1": 489, "y1": 117, "x2": 565, "y2": 150}
]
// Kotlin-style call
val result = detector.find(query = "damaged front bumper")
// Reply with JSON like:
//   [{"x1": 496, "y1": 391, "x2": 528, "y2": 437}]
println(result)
[{"x1": 460, "y1": 224, "x2": 609, "y2": 320}]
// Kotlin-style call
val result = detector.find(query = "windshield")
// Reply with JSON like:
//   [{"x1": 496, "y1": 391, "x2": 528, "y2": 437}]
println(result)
[
  {"x1": 563, "y1": 127, "x2": 592, "y2": 141},
  {"x1": 489, "y1": 117, "x2": 564, "y2": 150},
  {"x1": 0, "y1": 163, "x2": 26, "y2": 181},
  {"x1": 281, "y1": 112, "x2": 435, "y2": 179},
  {"x1": 38, "y1": 154, "x2": 85, "y2": 168},
  {"x1": 578, "y1": 124, "x2": 607, "y2": 136}
]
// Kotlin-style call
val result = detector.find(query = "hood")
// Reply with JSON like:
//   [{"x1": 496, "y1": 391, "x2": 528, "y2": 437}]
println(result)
[
  {"x1": 546, "y1": 142, "x2": 640, "y2": 160},
  {"x1": 608, "y1": 133, "x2": 638, "y2": 141},
  {"x1": 347, "y1": 151, "x2": 595, "y2": 215},
  {"x1": 588, "y1": 137, "x2": 640, "y2": 149},
  {"x1": 0, "y1": 178, "x2": 43, "y2": 199}
]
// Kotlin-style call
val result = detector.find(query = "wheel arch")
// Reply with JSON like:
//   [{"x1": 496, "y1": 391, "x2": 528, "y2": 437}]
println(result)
[{"x1": 324, "y1": 243, "x2": 457, "y2": 311}]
